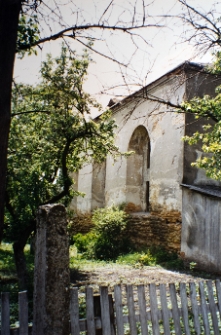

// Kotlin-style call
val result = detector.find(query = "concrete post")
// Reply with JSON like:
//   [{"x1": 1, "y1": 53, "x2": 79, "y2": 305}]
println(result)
[{"x1": 33, "y1": 204, "x2": 70, "y2": 335}]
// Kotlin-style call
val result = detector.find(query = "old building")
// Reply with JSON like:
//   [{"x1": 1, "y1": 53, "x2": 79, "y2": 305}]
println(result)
[{"x1": 71, "y1": 61, "x2": 221, "y2": 272}]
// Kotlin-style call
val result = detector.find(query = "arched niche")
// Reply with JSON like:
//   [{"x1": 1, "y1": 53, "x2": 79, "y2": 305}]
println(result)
[
  {"x1": 126, "y1": 125, "x2": 150, "y2": 212},
  {"x1": 91, "y1": 161, "x2": 106, "y2": 210}
]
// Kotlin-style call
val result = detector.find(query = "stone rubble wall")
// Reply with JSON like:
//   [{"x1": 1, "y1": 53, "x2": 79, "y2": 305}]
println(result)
[
  {"x1": 126, "y1": 211, "x2": 181, "y2": 252},
  {"x1": 69, "y1": 211, "x2": 181, "y2": 252},
  {"x1": 68, "y1": 213, "x2": 94, "y2": 235}
]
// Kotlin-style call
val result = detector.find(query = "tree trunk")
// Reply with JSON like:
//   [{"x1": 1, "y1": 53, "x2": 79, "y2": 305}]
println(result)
[
  {"x1": 13, "y1": 220, "x2": 36, "y2": 290},
  {"x1": 0, "y1": 0, "x2": 21, "y2": 241},
  {"x1": 13, "y1": 240, "x2": 29, "y2": 290}
]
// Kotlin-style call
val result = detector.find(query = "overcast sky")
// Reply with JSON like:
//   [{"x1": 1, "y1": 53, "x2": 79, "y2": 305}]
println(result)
[{"x1": 14, "y1": 0, "x2": 220, "y2": 112}]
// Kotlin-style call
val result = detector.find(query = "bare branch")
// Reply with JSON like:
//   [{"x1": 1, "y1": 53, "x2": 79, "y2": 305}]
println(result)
[
  {"x1": 98, "y1": 0, "x2": 114, "y2": 24},
  {"x1": 17, "y1": 23, "x2": 164, "y2": 51},
  {"x1": 145, "y1": 94, "x2": 219, "y2": 123}
]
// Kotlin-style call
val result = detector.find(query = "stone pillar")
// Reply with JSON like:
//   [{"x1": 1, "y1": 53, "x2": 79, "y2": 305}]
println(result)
[{"x1": 33, "y1": 204, "x2": 70, "y2": 335}]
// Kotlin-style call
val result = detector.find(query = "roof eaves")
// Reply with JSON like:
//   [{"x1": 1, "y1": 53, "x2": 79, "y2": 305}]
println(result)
[{"x1": 110, "y1": 61, "x2": 206, "y2": 112}]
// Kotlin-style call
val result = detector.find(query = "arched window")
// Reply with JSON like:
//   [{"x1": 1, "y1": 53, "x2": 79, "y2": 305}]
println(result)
[{"x1": 126, "y1": 126, "x2": 150, "y2": 212}]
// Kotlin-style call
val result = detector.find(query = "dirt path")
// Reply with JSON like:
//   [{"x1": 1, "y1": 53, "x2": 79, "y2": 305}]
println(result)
[{"x1": 72, "y1": 263, "x2": 219, "y2": 291}]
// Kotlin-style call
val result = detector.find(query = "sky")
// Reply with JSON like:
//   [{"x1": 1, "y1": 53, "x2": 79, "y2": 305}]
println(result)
[{"x1": 14, "y1": 0, "x2": 220, "y2": 113}]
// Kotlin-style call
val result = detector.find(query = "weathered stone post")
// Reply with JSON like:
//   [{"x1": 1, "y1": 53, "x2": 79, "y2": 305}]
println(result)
[{"x1": 33, "y1": 204, "x2": 70, "y2": 335}]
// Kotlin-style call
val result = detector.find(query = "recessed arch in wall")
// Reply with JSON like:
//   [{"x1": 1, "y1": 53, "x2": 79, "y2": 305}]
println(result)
[{"x1": 126, "y1": 125, "x2": 150, "y2": 212}]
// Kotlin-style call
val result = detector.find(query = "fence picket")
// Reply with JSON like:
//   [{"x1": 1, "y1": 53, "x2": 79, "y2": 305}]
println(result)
[
  {"x1": 114, "y1": 285, "x2": 124, "y2": 335},
  {"x1": 109, "y1": 293, "x2": 116, "y2": 335},
  {"x1": 169, "y1": 283, "x2": 182, "y2": 335},
  {"x1": 70, "y1": 287, "x2": 80, "y2": 335},
  {"x1": 207, "y1": 280, "x2": 220, "y2": 335},
  {"x1": 86, "y1": 287, "x2": 96, "y2": 335},
  {"x1": 126, "y1": 285, "x2": 137, "y2": 335},
  {"x1": 179, "y1": 283, "x2": 191, "y2": 335},
  {"x1": 100, "y1": 286, "x2": 111, "y2": 335},
  {"x1": 18, "y1": 291, "x2": 28, "y2": 335},
  {"x1": 198, "y1": 282, "x2": 210, "y2": 335},
  {"x1": 149, "y1": 283, "x2": 160, "y2": 335},
  {"x1": 1, "y1": 292, "x2": 10, "y2": 335},
  {"x1": 189, "y1": 282, "x2": 201, "y2": 335},
  {"x1": 159, "y1": 284, "x2": 170, "y2": 335},
  {"x1": 2, "y1": 280, "x2": 221, "y2": 335},
  {"x1": 215, "y1": 279, "x2": 221, "y2": 319},
  {"x1": 137, "y1": 285, "x2": 148, "y2": 335}
]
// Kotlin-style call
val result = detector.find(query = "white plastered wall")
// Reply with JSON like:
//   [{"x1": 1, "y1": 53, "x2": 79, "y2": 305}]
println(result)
[
  {"x1": 105, "y1": 74, "x2": 186, "y2": 212},
  {"x1": 73, "y1": 73, "x2": 186, "y2": 213}
]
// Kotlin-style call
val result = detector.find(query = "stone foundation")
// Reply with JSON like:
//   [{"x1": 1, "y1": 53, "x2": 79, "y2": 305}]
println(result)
[
  {"x1": 126, "y1": 211, "x2": 181, "y2": 252},
  {"x1": 68, "y1": 213, "x2": 94, "y2": 235},
  {"x1": 70, "y1": 210, "x2": 181, "y2": 252}
]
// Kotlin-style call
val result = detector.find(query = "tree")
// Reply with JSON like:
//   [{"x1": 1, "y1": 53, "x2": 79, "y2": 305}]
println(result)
[
  {"x1": 5, "y1": 46, "x2": 121, "y2": 289},
  {"x1": 0, "y1": 0, "x2": 163, "y2": 242},
  {"x1": 0, "y1": 0, "x2": 22, "y2": 242},
  {"x1": 181, "y1": 53, "x2": 221, "y2": 181},
  {"x1": 141, "y1": 1, "x2": 221, "y2": 181},
  {"x1": 167, "y1": 1, "x2": 221, "y2": 180},
  {"x1": 178, "y1": 0, "x2": 221, "y2": 55}
]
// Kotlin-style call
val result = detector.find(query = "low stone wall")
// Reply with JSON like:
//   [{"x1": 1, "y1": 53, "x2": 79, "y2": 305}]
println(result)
[
  {"x1": 68, "y1": 213, "x2": 94, "y2": 235},
  {"x1": 69, "y1": 211, "x2": 182, "y2": 252},
  {"x1": 126, "y1": 211, "x2": 181, "y2": 252}
]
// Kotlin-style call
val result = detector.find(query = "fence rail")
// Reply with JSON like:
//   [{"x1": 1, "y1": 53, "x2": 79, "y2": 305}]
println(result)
[{"x1": 1, "y1": 280, "x2": 221, "y2": 334}]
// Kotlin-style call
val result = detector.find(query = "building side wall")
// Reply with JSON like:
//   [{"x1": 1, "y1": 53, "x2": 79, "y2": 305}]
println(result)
[
  {"x1": 105, "y1": 74, "x2": 186, "y2": 212},
  {"x1": 74, "y1": 163, "x2": 93, "y2": 213},
  {"x1": 181, "y1": 188, "x2": 221, "y2": 273}
]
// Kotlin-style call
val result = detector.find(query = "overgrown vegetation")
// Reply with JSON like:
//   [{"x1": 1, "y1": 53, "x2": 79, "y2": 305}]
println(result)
[
  {"x1": 71, "y1": 206, "x2": 131, "y2": 260},
  {"x1": 69, "y1": 206, "x2": 183, "y2": 269}
]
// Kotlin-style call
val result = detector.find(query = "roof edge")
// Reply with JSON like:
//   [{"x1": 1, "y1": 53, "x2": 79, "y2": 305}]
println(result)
[{"x1": 109, "y1": 61, "x2": 206, "y2": 111}]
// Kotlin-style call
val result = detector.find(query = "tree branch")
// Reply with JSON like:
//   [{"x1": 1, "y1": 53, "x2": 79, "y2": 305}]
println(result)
[
  {"x1": 145, "y1": 95, "x2": 219, "y2": 123},
  {"x1": 17, "y1": 23, "x2": 164, "y2": 51}
]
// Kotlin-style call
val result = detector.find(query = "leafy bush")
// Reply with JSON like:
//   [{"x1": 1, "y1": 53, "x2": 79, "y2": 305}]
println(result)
[
  {"x1": 137, "y1": 251, "x2": 157, "y2": 266},
  {"x1": 92, "y1": 206, "x2": 130, "y2": 260},
  {"x1": 92, "y1": 206, "x2": 128, "y2": 236},
  {"x1": 71, "y1": 232, "x2": 97, "y2": 258}
]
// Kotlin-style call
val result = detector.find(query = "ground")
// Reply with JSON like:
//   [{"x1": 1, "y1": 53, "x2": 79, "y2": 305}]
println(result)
[{"x1": 71, "y1": 261, "x2": 219, "y2": 292}]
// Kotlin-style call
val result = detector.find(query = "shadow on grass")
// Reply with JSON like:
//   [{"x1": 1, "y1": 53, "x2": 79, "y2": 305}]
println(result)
[{"x1": 70, "y1": 267, "x2": 89, "y2": 284}]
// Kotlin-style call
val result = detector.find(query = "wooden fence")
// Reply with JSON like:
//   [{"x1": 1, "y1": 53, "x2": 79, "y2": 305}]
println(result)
[{"x1": 1, "y1": 280, "x2": 221, "y2": 335}]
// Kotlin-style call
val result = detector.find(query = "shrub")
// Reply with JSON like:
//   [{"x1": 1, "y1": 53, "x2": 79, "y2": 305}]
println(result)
[
  {"x1": 92, "y1": 206, "x2": 128, "y2": 237},
  {"x1": 72, "y1": 232, "x2": 97, "y2": 258},
  {"x1": 92, "y1": 206, "x2": 130, "y2": 260},
  {"x1": 137, "y1": 251, "x2": 156, "y2": 266}
]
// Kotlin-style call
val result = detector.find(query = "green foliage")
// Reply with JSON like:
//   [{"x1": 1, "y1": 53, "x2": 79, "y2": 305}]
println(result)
[
  {"x1": 71, "y1": 207, "x2": 130, "y2": 261},
  {"x1": 137, "y1": 251, "x2": 157, "y2": 266},
  {"x1": 71, "y1": 232, "x2": 97, "y2": 258},
  {"x1": 189, "y1": 261, "x2": 197, "y2": 271},
  {"x1": 92, "y1": 206, "x2": 130, "y2": 260},
  {"x1": 92, "y1": 206, "x2": 128, "y2": 236},
  {"x1": 5, "y1": 46, "x2": 121, "y2": 244},
  {"x1": 0, "y1": 244, "x2": 34, "y2": 325},
  {"x1": 181, "y1": 51, "x2": 221, "y2": 180},
  {"x1": 17, "y1": 14, "x2": 40, "y2": 57},
  {"x1": 116, "y1": 252, "x2": 143, "y2": 265},
  {"x1": 116, "y1": 247, "x2": 183, "y2": 270}
]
